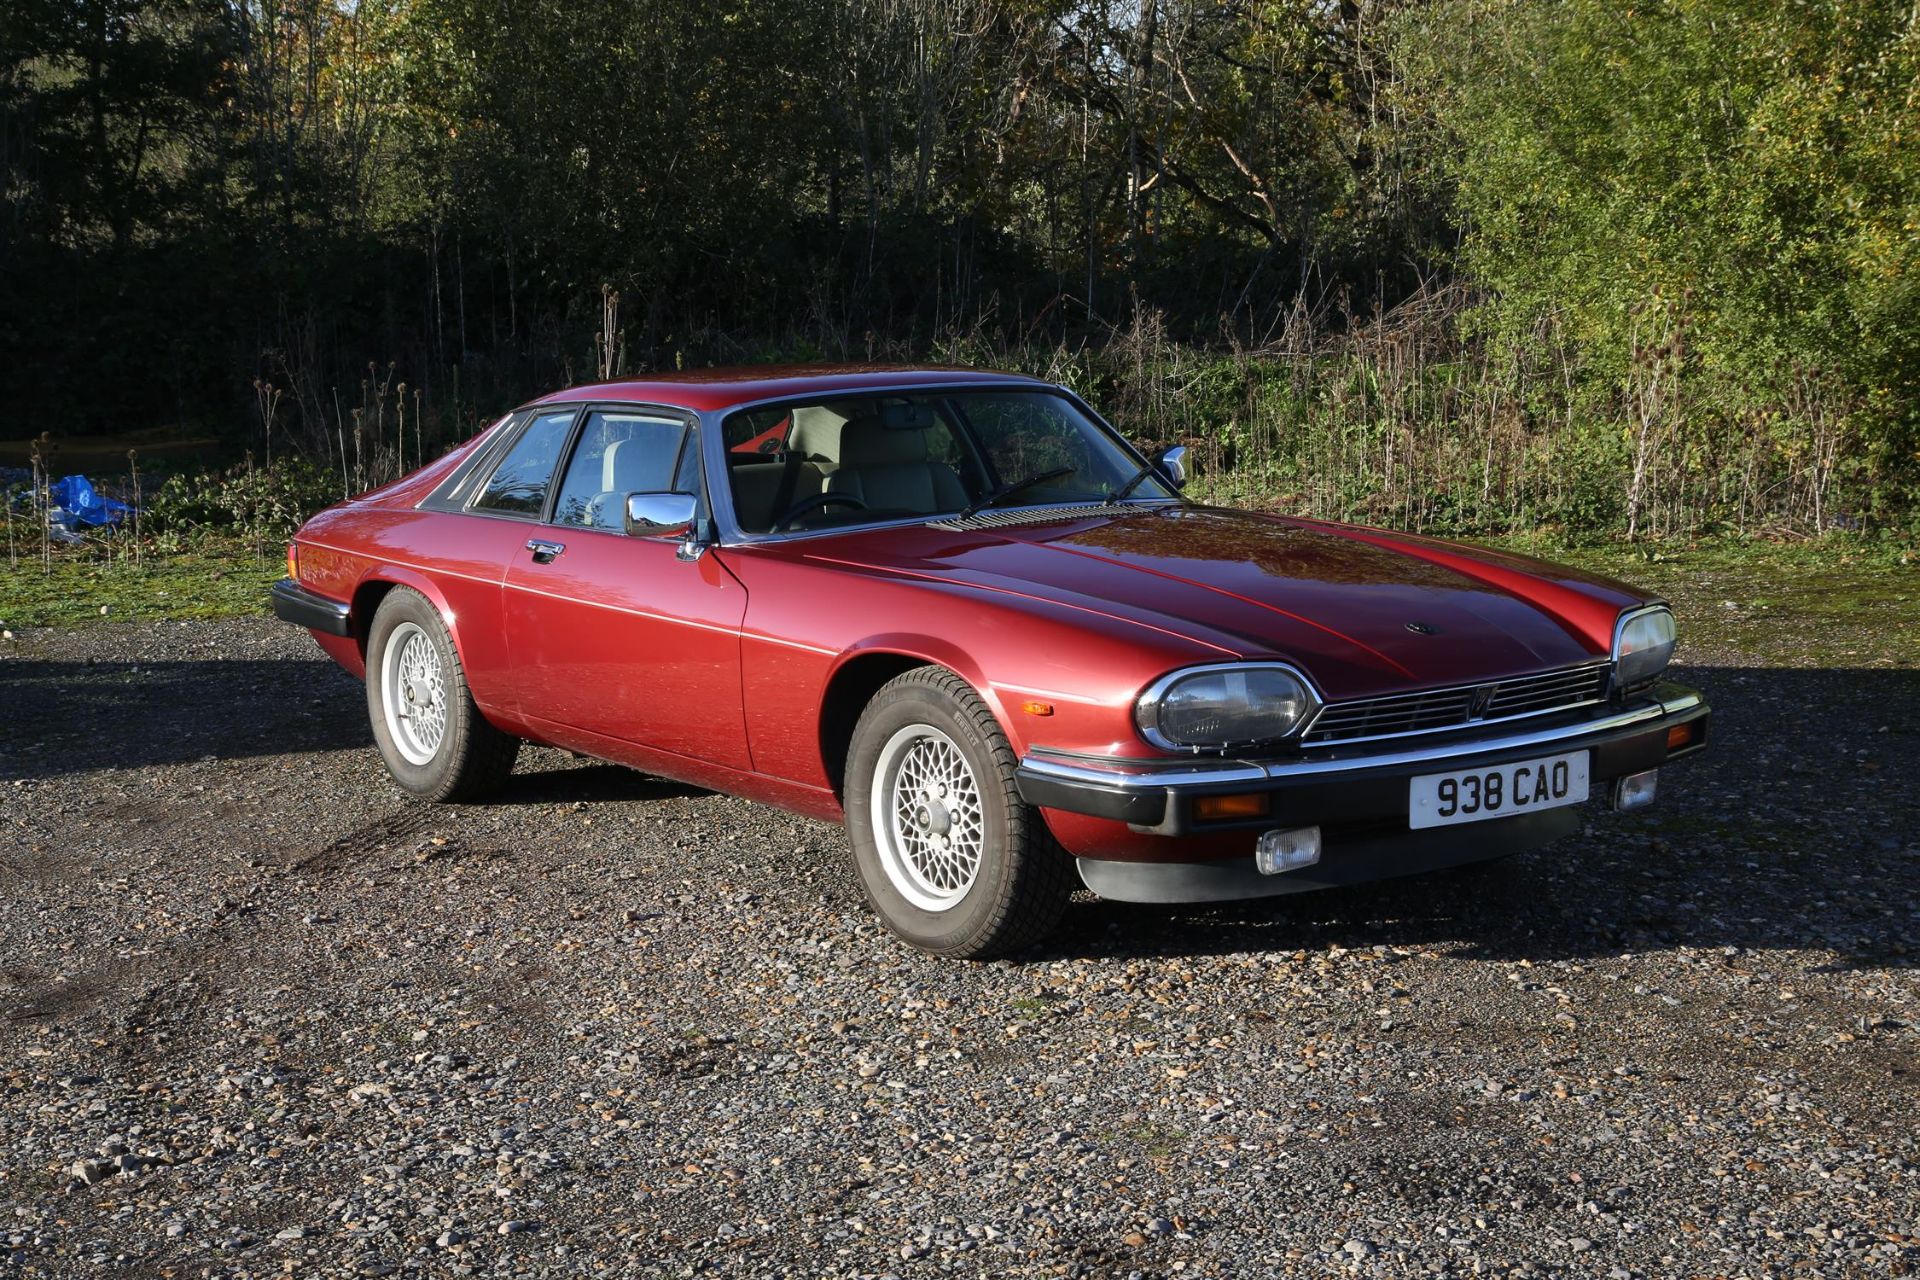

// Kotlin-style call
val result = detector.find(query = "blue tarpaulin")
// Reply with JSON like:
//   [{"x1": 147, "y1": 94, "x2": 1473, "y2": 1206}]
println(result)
[{"x1": 49, "y1": 475, "x2": 134, "y2": 529}]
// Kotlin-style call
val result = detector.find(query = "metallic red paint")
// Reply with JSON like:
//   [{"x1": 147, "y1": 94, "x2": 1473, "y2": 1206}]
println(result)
[{"x1": 281, "y1": 367, "x2": 1674, "y2": 865}]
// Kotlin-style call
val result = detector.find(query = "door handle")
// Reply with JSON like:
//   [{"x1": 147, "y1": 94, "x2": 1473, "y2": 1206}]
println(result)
[{"x1": 525, "y1": 538, "x2": 566, "y2": 565}]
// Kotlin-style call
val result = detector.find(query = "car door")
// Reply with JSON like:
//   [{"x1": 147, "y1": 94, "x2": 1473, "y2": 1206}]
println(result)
[{"x1": 500, "y1": 406, "x2": 752, "y2": 771}]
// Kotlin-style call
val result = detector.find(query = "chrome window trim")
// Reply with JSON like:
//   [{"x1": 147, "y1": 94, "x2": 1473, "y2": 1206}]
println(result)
[
  {"x1": 417, "y1": 412, "x2": 526, "y2": 512},
  {"x1": 1133, "y1": 660, "x2": 1325, "y2": 753},
  {"x1": 1298, "y1": 661, "x2": 1613, "y2": 749},
  {"x1": 1025, "y1": 684, "x2": 1704, "y2": 791},
  {"x1": 462, "y1": 404, "x2": 585, "y2": 521}
]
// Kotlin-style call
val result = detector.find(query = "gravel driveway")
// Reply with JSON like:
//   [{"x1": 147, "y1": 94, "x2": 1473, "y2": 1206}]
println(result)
[{"x1": 2, "y1": 617, "x2": 1917, "y2": 1278}]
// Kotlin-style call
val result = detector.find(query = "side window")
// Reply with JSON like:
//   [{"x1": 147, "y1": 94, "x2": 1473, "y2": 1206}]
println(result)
[
  {"x1": 550, "y1": 411, "x2": 689, "y2": 531},
  {"x1": 471, "y1": 409, "x2": 576, "y2": 516}
]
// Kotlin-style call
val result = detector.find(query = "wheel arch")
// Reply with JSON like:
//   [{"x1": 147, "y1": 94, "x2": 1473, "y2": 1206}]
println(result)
[
  {"x1": 351, "y1": 568, "x2": 465, "y2": 665},
  {"x1": 817, "y1": 638, "x2": 1017, "y2": 802}
]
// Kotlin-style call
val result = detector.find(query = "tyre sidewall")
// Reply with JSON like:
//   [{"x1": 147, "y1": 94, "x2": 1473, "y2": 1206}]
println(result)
[
  {"x1": 366, "y1": 589, "x2": 466, "y2": 799},
  {"x1": 845, "y1": 681, "x2": 1019, "y2": 954}
]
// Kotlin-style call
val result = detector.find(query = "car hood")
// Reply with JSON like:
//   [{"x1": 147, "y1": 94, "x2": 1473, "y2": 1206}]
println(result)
[{"x1": 795, "y1": 506, "x2": 1648, "y2": 700}]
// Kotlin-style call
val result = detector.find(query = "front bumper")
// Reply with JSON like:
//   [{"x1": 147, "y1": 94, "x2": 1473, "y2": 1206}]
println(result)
[
  {"x1": 270, "y1": 577, "x2": 353, "y2": 636},
  {"x1": 1017, "y1": 681, "x2": 1709, "y2": 901}
]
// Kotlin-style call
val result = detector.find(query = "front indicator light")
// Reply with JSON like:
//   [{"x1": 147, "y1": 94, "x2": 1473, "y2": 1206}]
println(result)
[
  {"x1": 1666, "y1": 722, "x2": 1697, "y2": 752},
  {"x1": 1611, "y1": 769, "x2": 1659, "y2": 811},
  {"x1": 1194, "y1": 793, "x2": 1269, "y2": 822},
  {"x1": 1256, "y1": 826, "x2": 1321, "y2": 875}
]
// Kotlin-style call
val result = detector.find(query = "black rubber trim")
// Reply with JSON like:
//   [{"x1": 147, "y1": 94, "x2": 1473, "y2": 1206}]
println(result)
[
  {"x1": 270, "y1": 578, "x2": 352, "y2": 636},
  {"x1": 1076, "y1": 807, "x2": 1582, "y2": 903},
  {"x1": 1013, "y1": 770, "x2": 1168, "y2": 826},
  {"x1": 1017, "y1": 698, "x2": 1710, "y2": 836}
]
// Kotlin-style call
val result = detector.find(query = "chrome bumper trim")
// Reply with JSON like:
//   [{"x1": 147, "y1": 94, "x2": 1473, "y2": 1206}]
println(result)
[{"x1": 1021, "y1": 683, "x2": 1704, "y2": 793}]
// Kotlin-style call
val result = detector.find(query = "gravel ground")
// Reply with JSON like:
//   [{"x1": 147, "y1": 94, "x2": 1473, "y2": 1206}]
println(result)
[{"x1": 2, "y1": 617, "x2": 1917, "y2": 1279}]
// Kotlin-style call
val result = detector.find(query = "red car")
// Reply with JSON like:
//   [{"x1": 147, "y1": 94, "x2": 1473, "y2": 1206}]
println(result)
[{"x1": 271, "y1": 366, "x2": 1709, "y2": 956}]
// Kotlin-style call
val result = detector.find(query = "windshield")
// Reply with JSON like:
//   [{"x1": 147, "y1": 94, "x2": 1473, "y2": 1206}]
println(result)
[{"x1": 721, "y1": 389, "x2": 1176, "y2": 535}]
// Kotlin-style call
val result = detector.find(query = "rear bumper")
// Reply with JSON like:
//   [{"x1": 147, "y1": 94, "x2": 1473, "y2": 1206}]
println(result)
[
  {"x1": 270, "y1": 577, "x2": 352, "y2": 636},
  {"x1": 1018, "y1": 681, "x2": 1709, "y2": 902}
]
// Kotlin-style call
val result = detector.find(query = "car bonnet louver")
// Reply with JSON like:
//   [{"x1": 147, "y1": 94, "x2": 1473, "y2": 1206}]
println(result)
[{"x1": 927, "y1": 502, "x2": 1152, "y2": 532}]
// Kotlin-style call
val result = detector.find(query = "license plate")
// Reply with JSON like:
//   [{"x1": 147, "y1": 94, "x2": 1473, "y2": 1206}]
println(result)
[{"x1": 1408, "y1": 750, "x2": 1589, "y2": 829}]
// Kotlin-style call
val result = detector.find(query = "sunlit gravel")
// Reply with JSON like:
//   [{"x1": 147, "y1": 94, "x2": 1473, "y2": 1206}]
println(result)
[{"x1": 2, "y1": 618, "x2": 1917, "y2": 1278}]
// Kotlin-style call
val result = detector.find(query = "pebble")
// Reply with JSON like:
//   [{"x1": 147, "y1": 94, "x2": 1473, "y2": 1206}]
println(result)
[{"x1": 0, "y1": 616, "x2": 1915, "y2": 1280}]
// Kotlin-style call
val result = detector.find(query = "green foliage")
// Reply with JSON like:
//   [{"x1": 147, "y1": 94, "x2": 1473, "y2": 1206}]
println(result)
[
  {"x1": 0, "y1": 0, "x2": 1914, "y2": 535},
  {"x1": 142, "y1": 458, "x2": 342, "y2": 546},
  {"x1": 0, "y1": 540, "x2": 284, "y2": 629},
  {"x1": 1407, "y1": 0, "x2": 1920, "y2": 527}
]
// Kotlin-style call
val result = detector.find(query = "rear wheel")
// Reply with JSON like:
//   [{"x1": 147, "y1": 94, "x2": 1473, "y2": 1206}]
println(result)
[
  {"x1": 365, "y1": 588, "x2": 519, "y2": 801},
  {"x1": 845, "y1": 667, "x2": 1070, "y2": 958}
]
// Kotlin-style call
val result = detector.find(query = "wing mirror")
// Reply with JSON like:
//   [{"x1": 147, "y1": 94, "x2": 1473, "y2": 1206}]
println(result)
[
  {"x1": 624, "y1": 492, "x2": 698, "y2": 540},
  {"x1": 1156, "y1": 445, "x2": 1189, "y2": 489}
]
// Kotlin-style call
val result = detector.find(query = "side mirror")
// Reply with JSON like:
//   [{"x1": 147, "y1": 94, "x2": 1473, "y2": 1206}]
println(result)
[
  {"x1": 1157, "y1": 445, "x2": 1189, "y2": 489},
  {"x1": 624, "y1": 492, "x2": 698, "y2": 540}
]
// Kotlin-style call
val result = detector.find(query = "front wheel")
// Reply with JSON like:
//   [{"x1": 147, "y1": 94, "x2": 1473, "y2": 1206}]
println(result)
[
  {"x1": 844, "y1": 667, "x2": 1070, "y2": 958},
  {"x1": 365, "y1": 587, "x2": 519, "y2": 802}
]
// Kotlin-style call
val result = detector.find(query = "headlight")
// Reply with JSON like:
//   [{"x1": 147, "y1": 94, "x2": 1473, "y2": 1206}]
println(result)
[
  {"x1": 1613, "y1": 605, "x2": 1676, "y2": 691},
  {"x1": 1135, "y1": 663, "x2": 1319, "y2": 751}
]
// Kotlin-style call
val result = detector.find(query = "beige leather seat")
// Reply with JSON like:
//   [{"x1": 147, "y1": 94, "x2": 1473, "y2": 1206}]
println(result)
[
  {"x1": 576, "y1": 441, "x2": 637, "y2": 529},
  {"x1": 825, "y1": 416, "x2": 967, "y2": 515}
]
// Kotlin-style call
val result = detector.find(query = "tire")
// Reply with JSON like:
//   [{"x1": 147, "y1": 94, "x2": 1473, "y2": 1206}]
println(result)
[
  {"x1": 365, "y1": 587, "x2": 519, "y2": 802},
  {"x1": 844, "y1": 667, "x2": 1071, "y2": 958}
]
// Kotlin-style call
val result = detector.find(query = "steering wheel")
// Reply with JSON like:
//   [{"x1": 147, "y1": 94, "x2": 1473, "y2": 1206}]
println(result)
[{"x1": 773, "y1": 492, "x2": 868, "y2": 531}]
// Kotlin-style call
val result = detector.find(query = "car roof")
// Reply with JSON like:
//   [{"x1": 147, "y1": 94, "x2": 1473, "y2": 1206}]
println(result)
[{"x1": 524, "y1": 365, "x2": 1056, "y2": 414}]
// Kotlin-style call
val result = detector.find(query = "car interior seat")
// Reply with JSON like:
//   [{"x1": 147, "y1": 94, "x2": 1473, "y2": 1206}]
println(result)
[{"x1": 824, "y1": 415, "x2": 967, "y2": 515}]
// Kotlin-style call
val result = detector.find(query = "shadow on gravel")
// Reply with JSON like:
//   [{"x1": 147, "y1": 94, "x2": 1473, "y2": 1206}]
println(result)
[
  {"x1": 491, "y1": 761, "x2": 709, "y2": 805},
  {"x1": 0, "y1": 658, "x2": 368, "y2": 779},
  {"x1": 1044, "y1": 665, "x2": 1920, "y2": 974}
]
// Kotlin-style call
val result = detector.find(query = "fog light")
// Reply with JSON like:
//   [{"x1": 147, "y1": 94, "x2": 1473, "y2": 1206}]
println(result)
[
  {"x1": 1255, "y1": 826, "x2": 1321, "y2": 875},
  {"x1": 1612, "y1": 769, "x2": 1659, "y2": 811}
]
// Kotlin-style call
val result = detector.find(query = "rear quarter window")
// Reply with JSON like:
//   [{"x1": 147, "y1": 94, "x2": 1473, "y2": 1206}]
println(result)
[{"x1": 471, "y1": 409, "x2": 576, "y2": 516}]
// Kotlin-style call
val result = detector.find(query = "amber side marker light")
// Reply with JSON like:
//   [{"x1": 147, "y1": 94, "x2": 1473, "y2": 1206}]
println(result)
[
  {"x1": 1194, "y1": 793, "x2": 1270, "y2": 822},
  {"x1": 1021, "y1": 700, "x2": 1055, "y2": 717},
  {"x1": 286, "y1": 543, "x2": 299, "y2": 580},
  {"x1": 1666, "y1": 722, "x2": 1697, "y2": 751}
]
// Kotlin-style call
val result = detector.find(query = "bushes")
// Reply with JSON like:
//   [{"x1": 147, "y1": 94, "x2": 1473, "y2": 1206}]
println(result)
[
  {"x1": 141, "y1": 459, "x2": 343, "y2": 549},
  {"x1": 1406, "y1": 0, "x2": 1920, "y2": 533}
]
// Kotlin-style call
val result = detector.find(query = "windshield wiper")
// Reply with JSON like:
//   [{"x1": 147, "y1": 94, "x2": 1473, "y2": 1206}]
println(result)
[
  {"x1": 958, "y1": 467, "x2": 1075, "y2": 520},
  {"x1": 1106, "y1": 461, "x2": 1157, "y2": 504}
]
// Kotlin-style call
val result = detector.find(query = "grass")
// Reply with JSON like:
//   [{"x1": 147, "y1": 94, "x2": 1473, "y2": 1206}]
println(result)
[
  {"x1": 1483, "y1": 533, "x2": 1918, "y2": 669},
  {"x1": 0, "y1": 537, "x2": 282, "y2": 630},
  {"x1": 2, "y1": 525, "x2": 1913, "y2": 670}
]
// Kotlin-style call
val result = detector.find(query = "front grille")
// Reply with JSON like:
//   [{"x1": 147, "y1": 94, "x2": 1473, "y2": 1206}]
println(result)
[{"x1": 1303, "y1": 663, "x2": 1610, "y2": 746}]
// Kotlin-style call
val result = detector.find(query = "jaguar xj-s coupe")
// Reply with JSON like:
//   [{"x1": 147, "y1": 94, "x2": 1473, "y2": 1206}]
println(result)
[{"x1": 271, "y1": 366, "x2": 1709, "y2": 956}]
